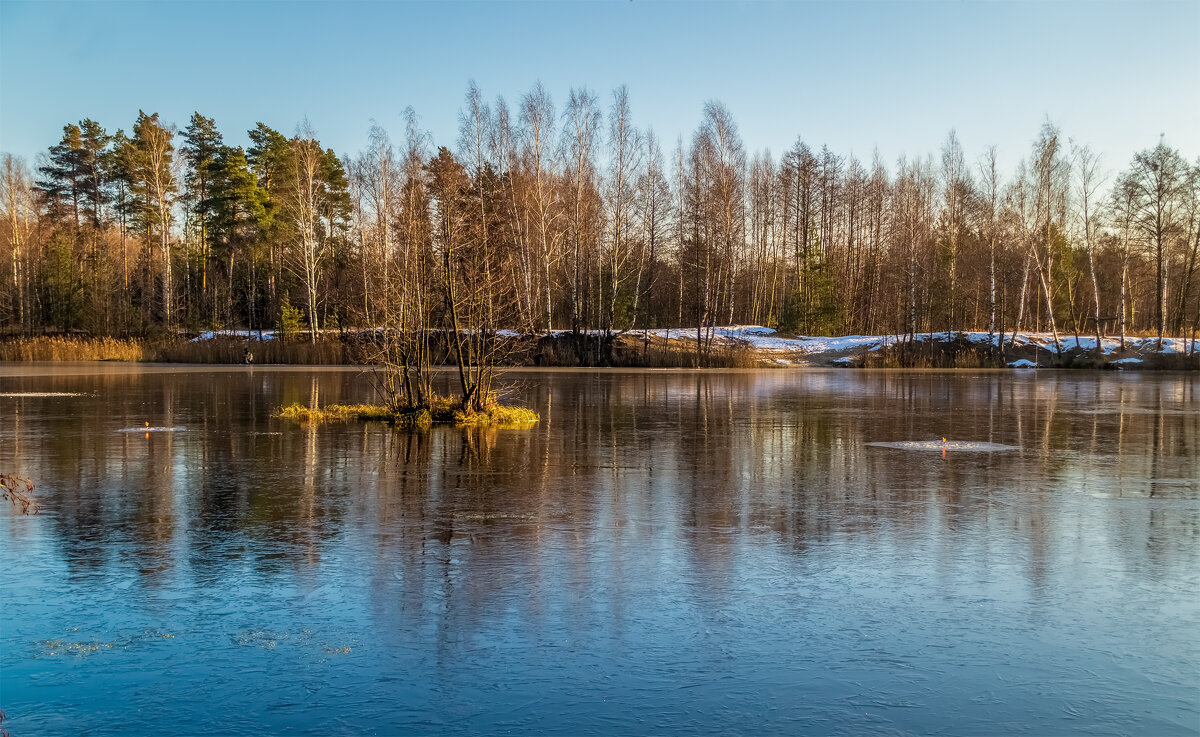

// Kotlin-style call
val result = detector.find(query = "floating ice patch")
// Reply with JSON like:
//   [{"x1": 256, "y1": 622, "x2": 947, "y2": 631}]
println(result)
[
  {"x1": 833, "y1": 357, "x2": 855, "y2": 365},
  {"x1": 455, "y1": 511, "x2": 538, "y2": 522},
  {"x1": 1007, "y1": 359, "x2": 1037, "y2": 368},
  {"x1": 866, "y1": 440, "x2": 1018, "y2": 452},
  {"x1": 0, "y1": 392, "x2": 90, "y2": 398},
  {"x1": 117, "y1": 426, "x2": 186, "y2": 433}
]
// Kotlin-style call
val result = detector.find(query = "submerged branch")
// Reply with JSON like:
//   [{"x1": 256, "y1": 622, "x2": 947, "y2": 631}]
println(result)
[{"x1": 1, "y1": 474, "x2": 40, "y2": 515}]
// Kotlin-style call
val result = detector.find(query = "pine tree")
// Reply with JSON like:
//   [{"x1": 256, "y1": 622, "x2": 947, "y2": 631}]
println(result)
[
  {"x1": 37, "y1": 124, "x2": 86, "y2": 229},
  {"x1": 207, "y1": 146, "x2": 268, "y2": 327},
  {"x1": 181, "y1": 113, "x2": 224, "y2": 302},
  {"x1": 247, "y1": 123, "x2": 292, "y2": 310},
  {"x1": 103, "y1": 130, "x2": 139, "y2": 311},
  {"x1": 77, "y1": 119, "x2": 110, "y2": 228}
]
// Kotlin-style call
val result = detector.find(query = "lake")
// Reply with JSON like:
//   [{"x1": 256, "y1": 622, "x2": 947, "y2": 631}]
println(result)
[{"x1": 1, "y1": 365, "x2": 1197, "y2": 736}]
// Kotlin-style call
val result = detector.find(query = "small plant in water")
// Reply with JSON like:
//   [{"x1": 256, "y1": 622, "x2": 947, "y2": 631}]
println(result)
[
  {"x1": 276, "y1": 392, "x2": 538, "y2": 428},
  {"x1": 1, "y1": 474, "x2": 39, "y2": 514}
]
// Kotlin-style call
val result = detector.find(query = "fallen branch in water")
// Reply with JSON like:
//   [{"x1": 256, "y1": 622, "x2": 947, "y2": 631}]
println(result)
[{"x1": 1, "y1": 474, "x2": 39, "y2": 515}]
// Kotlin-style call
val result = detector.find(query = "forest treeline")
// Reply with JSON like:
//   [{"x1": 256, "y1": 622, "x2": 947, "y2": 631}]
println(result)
[{"x1": 2, "y1": 82, "x2": 1198, "y2": 355}]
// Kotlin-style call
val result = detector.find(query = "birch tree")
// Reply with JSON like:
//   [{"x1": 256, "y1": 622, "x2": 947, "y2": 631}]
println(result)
[
  {"x1": 604, "y1": 86, "x2": 641, "y2": 335},
  {"x1": 1, "y1": 154, "x2": 36, "y2": 332},
  {"x1": 287, "y1": 122, "x2": 327, "y2": 341},
  {"x1": 1071, "y1": 142, "x2": 1105, "y2": 351},
  {"x1": 130, "y1": 111, "x2": 177, "y2": 326},
  {"x1": 520, "y1": 83, "x2": 560, "y2": 331},
  {"x1": 1123, "y1": 139, "x2": 1189, "y2": 347}
]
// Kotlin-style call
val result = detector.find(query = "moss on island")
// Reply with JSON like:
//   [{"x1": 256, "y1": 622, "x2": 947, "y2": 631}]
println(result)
[{"x1": 276, "y1": 397, "x2": 539, "y2": 429}]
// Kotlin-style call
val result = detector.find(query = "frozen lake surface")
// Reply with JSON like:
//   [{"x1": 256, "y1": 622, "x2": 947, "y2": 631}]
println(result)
[{"x1": 2, "y1": 365, "x2": 1198, "y2": 735}]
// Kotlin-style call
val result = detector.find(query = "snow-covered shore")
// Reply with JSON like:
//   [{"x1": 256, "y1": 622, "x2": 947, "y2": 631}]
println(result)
[
  {"x1": 181, "y1": 325, "x2": 1198, "y2": 369},
  {"x1": 614, "y1": 325, "x2": 1199, "y2": 368}
]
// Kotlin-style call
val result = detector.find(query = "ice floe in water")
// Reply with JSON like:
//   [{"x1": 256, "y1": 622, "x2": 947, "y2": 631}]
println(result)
[
  {"x1": 866, "y1": 440, "x2": 1018, "y2": 452},
  {"x1": 0, "y1": 392, "x2": 90, "y2": 397},
  {"x1": 117, "y1": 426, "x2": 186, "y2": 433}
]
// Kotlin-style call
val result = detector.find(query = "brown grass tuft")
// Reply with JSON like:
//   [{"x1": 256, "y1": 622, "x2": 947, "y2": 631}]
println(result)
[{"x1": 277, "y1": 393, "x2": 538, "y2": 429}]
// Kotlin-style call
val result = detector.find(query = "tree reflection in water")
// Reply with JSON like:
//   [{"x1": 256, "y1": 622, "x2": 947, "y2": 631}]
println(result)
[{"x1": 1, "y1": 367, "x2": 1196, "y2": 735}]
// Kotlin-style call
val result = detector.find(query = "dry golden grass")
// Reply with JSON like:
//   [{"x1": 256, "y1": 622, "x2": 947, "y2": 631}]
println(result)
[
  {"x1": 0, "y1": 335, "x2": 359, "y2": 364},
  {"x1": 0, "y1": 336, "x2": 147, "y2": 362},
  {"x1": 277, "y1": 394, "x2": 539, "y2": 428},
  {"x1": 277, "y1": 402, "x2": 419, "y2": 425},
  {"x1": 453, "y1": 403, "x2": 540, "y2": 426}
]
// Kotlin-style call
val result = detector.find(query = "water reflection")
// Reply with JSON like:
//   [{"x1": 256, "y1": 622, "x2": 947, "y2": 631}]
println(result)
[{"x1": 1, "y1": 368, "x2": 1197, "y2": 735}]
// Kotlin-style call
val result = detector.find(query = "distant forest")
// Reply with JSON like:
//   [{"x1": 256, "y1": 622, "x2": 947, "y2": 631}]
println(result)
[{"x1": 2, "y1": 83, "x2": 1198, "y2": 347}]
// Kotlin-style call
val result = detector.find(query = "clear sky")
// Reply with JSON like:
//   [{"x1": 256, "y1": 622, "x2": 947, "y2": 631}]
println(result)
[{"x1": 2, "y1": 0, "x2": 1197, "y2": 176}]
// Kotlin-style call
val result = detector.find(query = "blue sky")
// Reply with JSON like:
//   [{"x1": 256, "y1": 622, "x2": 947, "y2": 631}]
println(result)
[{"x1": 2, "y1": 0, "x2": 1197, "y2": 176}]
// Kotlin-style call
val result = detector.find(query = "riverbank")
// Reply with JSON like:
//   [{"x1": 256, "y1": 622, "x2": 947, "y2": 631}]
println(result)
[{"x1": 2, "y1": 327, "x2": 1197, "y2": 369}]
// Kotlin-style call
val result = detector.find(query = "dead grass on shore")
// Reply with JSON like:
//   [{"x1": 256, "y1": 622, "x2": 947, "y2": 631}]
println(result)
[
  {"x1": 859, "y1": 342, "x2": 1002, "y2": 369},
  {"x1": 0, "y1": 335, "x2": 358, "y2": 364},
  {"x1": 155, "y1": 337, "x2": 350, "y2": 364},
  {"x1": 620, "y1": 341, "x2": 763, "y2": 368},
  {"x1": 0, "y1": 336, "x2": 148, "y2": 362}
]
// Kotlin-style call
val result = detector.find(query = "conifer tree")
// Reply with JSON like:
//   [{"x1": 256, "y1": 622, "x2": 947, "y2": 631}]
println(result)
[
  {"x1": 247, "y1": 123, "x2": 292, "y2": 309},
  {"x1": 37, "y1": 124, "x2": 86, "y2": 229},
  {"x1": 181, "y1": 113, "x2": 224, "y2": 302},
  {"x1": 76, "y1": 119, "x2": 110, "y2": 229},
  {"x1": 207, "y1": 146, "x2": 268, "y2": 327}
]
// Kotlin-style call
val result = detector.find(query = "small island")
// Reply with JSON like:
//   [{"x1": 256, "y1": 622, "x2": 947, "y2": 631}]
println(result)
[{"x1": 277, "y1": 395, "x2": 538, "y2": 428}]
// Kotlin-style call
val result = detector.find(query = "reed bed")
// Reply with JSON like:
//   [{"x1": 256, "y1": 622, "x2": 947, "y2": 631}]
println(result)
[
  {"x1": 155, "y1": 337, "x2": 353, "y2": 364},
  {"x1": 0, "y1": 336, "x2": 148, "y2": 362},
  {"x1": 527, "y1": 332, "x2": 764, "y2": 368},
  {"x1": 859, "y1": 342, "x2": 1004, "y2": 369},
  {"x1": 0, "y1": 335, "x2": 362, "y2": 364},
  {"x1": 616, "y1": 342, "x2": 763, "y2": 368}
]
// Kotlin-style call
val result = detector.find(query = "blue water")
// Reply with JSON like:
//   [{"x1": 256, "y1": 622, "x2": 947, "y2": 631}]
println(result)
[{"x1": 2, "y1": 366, "x2": 1198, "y2": 735}]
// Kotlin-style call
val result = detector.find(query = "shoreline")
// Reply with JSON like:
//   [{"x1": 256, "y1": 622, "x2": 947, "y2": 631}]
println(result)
[{"x1": 3, "y1": 327, "x2": 1197, "y2": 371}]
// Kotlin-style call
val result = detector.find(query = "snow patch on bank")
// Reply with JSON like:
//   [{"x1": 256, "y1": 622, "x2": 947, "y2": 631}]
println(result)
[
  {"x1": 190, "y1": 330, "x2": 277, "y2": 342},
  {"x1": 641, "y1": 326, "x2": 1199, "y2": 358}
]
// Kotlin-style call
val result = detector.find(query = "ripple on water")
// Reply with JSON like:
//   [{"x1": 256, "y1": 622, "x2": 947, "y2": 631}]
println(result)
[
  {"x1": 116, "y1": 426, "x2": 187, "y2": 433},
  {"x1": 0, "y1": 392, "x2": 90, "y2": 398},
  {"x1": 866, "y1": 440, "x2": 1019, "y2": 452}
]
